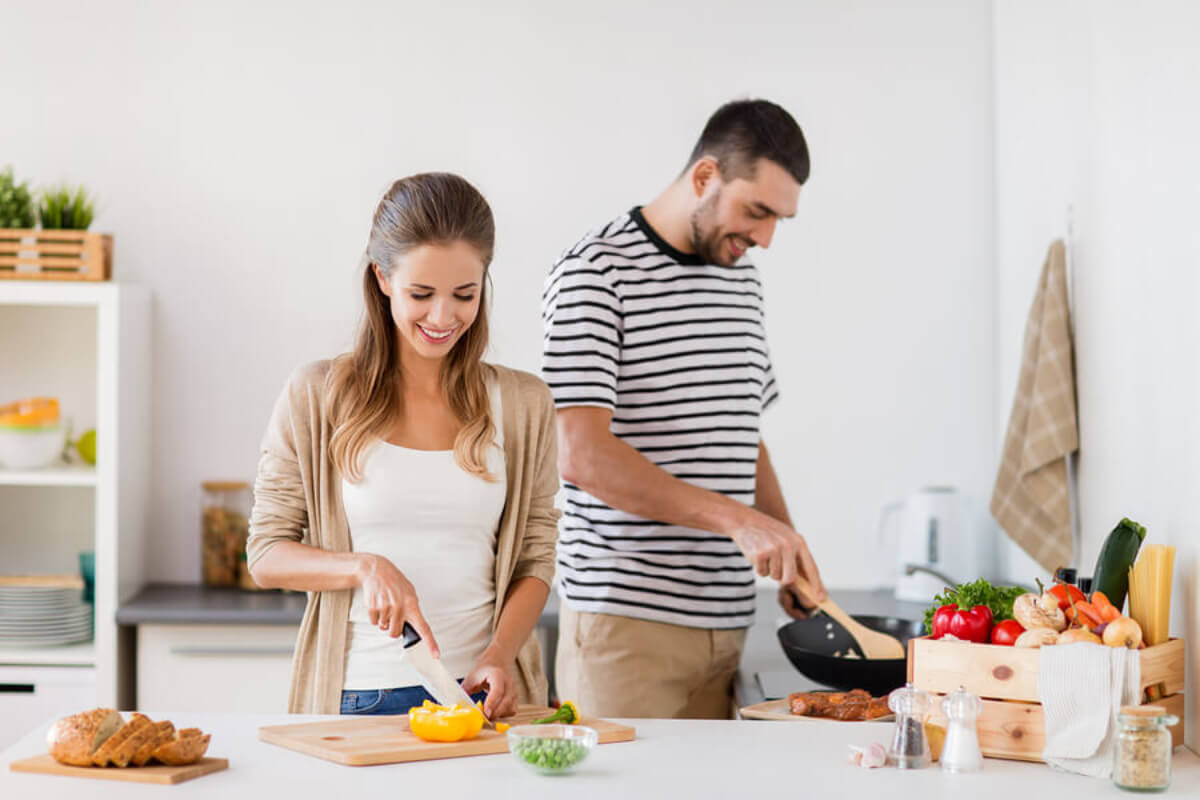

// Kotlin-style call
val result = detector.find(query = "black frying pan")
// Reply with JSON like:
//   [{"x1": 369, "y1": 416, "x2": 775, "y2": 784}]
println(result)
[{"x1": 777, "y1": 614, "x2": 924, "y2": 696}]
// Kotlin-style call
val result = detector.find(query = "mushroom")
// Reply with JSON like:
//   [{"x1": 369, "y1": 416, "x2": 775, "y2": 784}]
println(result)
[
  {"x1": 1014, "y1": 627, "x2": 1060, "y2": 648},
  {"x1": 1012, "y1": 592, "x2": 1067, "y2": 632}
]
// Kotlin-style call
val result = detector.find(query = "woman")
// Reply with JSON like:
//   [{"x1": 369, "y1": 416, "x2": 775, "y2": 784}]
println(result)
[{"x1": 246, "y1": 173, "x2": 560, "y2": 718}]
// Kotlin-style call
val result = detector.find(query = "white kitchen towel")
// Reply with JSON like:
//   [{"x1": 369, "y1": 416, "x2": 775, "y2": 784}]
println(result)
[{"x1": 1039, "y1": 643, "x2": 1141, "y2": 778}]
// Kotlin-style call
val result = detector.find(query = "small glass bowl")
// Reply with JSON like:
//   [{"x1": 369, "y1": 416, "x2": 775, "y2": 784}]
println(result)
[{"x1": 506, "y1": 724, "x2": 597, "y2": 775}]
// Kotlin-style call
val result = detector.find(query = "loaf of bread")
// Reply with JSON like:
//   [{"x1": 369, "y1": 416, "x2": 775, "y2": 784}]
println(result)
[
  {"x1": 45, "y1": 708, "x2": 122, "y2": 766},
  {"x1": 46, "y1": 709, "x2": 210, "y2": 768}
]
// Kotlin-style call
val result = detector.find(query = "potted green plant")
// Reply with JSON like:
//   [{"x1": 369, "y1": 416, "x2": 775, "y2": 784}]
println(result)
[
  {"x1": 39, "y1": 185, "x2": 96, "y2": 230},
  {"x1": 0, "y1": 166, "x2": 36, "y2": 229}
]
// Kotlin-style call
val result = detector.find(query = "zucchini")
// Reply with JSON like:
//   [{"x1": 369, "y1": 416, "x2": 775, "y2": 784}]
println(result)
[{"x1": 1090, "y1": 517, "x2": 1147, "y2": 613}]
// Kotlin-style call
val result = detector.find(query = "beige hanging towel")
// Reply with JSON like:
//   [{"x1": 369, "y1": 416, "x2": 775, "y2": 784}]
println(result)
[{"x1": 990, "y1": 240, "x2": 1079, "y2": 572}]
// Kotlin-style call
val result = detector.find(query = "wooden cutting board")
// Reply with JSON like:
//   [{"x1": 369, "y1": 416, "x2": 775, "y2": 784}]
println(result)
[
  {"x1": 8, "y1": 755, "x2": 228, "y2": 784},
  {"x1": 259, "y1": 705, "x2": 635, "y2": 766}
]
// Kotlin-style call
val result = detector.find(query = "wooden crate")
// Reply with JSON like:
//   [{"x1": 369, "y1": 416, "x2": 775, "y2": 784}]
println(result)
[
  {"x1": 907, "y1": 636, "x2": 1186, "y2": 762},
  {"x1": 0, "y1": 228, "x2": 112, "y2": 281}
]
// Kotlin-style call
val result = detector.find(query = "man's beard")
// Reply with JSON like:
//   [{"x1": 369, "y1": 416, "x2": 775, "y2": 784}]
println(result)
[{"x1": 688, "y1": 190, "x2": 732, "y2": 266}]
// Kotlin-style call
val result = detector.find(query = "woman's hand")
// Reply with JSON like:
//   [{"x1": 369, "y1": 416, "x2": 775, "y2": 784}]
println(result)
[
  {"x1": 462, "y1": 648, "x2": 518, "y2": 719},
  {"x1": 355, "y1": 553, "x2": 439, "y2": 657}
]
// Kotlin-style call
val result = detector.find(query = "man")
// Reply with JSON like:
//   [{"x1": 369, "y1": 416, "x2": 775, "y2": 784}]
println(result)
[{"x1": 541, "y1": 99, "x2": 828, "y2": 719}]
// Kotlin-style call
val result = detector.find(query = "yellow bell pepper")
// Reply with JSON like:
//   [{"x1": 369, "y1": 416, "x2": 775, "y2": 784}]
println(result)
[{"x1": 407, "y1": 701, "x2": 485, "y2": 743}]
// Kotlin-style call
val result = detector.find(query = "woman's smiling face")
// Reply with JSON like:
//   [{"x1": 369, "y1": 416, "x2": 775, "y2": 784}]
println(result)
[{"x1": 374, "y1": 240, "x2": 485, "y2": 364}]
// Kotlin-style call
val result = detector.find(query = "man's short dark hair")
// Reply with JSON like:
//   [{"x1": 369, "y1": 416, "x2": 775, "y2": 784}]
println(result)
[{"x1": 686, "y1": 99, "x2": 810, "y2": 185}]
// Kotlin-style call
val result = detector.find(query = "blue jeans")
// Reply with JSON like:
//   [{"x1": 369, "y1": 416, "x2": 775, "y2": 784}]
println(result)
[{"x1": 340, "y1": 684, "x2": 487, "y2": 716}]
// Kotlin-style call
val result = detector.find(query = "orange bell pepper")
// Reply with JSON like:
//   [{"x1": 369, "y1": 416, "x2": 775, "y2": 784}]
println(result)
[{"x1": 407, "y1": 701, "x2": 485, "y2": 743}]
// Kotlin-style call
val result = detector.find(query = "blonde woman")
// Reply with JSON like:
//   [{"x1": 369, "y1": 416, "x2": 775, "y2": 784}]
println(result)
[{"x1": 247, "y1": 173, "x2": 560, "y2": 718}]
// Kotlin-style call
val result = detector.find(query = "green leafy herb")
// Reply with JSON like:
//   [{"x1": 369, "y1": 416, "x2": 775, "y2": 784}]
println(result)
[
  {"x1": 0, "y1": 166, "x2": 36, "y2": 228},
  {"x1": 922, "y1": 578, "x2": 1028, "y2": 635},
  {"x1": 38, "y1": 184, "x2": 95, "y2": 230}
]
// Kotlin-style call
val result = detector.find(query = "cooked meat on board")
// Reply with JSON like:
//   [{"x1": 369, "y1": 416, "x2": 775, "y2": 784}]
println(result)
[{"x1": 787, "y1": 690, "x2": 890, "y2": 721}]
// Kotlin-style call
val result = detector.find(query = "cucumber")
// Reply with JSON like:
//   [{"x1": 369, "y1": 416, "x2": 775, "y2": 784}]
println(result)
[{"x1": 1090, "y1": 518, "x2": 1147, "y2": 613}]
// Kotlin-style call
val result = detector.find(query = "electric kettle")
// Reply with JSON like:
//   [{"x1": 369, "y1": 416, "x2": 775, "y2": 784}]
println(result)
[{"x1": 879, "y1": 487, "x2": 977, "y2": 602}]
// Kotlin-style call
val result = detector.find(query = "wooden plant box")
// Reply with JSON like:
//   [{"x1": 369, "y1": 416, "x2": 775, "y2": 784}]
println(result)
[
  {"x1": 0, "y1": 228, "x2": 112, "y2": 281},
  {"x1": 907, "y1": 636, "x2": 1185, "y2": 762}
]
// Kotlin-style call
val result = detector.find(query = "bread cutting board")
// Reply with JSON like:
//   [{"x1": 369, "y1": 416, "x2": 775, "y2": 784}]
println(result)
[
  {"x1": 8, "y1": 755, "x2": 228, "y2": 784},
  {"x1": 259, "y1": 705, "x2": 635, "y2": 766}
]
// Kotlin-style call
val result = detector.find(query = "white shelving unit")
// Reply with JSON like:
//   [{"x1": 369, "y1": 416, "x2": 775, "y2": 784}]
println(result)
[
  {"x1": 0, "y1": 281, "x2": 150, "y2": 711},
  {"x1": 0, "y1": 465, "x2": 98, "y2": 487}
]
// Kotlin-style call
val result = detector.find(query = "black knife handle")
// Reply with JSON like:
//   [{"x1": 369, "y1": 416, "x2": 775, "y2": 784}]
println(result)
[{"x1": 401, "y1": 621, "x2": 421, "y2": 649}]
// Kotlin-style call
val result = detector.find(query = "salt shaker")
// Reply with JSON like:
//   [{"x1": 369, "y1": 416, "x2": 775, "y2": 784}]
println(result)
[
  {"x1": 888, "y1": 682, "x2": 932, "y2": 769},
  {"x1": 941, "y1": 685, "x2": 983, "y2": 772}
]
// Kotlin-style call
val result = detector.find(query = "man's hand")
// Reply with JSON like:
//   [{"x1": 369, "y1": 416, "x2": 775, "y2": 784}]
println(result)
[
  {"x1": 778, "y1": 584, "x2": 820, "y2": 620},
  {"x1": 726, "y1": 508, "x2": 827, "y2": 600}
]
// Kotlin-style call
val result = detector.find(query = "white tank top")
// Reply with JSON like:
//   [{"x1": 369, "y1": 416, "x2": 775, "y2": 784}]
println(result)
[{"x1": 341, "y1": 384, "x2": 506, "y2": 690}]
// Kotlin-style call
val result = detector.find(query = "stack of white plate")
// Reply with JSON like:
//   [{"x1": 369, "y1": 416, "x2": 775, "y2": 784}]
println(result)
[{"x1": 0, "y1": 586, "x2": 93, "y2": 648}]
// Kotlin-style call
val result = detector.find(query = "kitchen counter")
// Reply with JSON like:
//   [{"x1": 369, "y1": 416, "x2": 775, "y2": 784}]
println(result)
[
  {"x1": 3, "y1": 712, "x2": 1197, "y2": 798},
  {"x1": 116, "y1": 583, "x2": 923, "y2": 706},
  {"x1": 115, "y1": 583, "x2": 561, "y2": 627},
  {"x1": 115, "y1": 584, "x2": 307, "y2": 626}
]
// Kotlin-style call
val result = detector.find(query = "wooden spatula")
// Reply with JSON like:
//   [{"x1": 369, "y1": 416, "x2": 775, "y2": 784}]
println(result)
[{"x1": 793, "y1": 577, "x2": 906, "y2": 660}]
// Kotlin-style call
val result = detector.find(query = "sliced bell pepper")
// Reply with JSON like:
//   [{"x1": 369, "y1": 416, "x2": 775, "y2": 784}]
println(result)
[{"x1": 407, "y1": 701, "x2": 485, "y2": 743}]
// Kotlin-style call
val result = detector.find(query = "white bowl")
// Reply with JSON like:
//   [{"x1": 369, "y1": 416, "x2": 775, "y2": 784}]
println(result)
[{"x1": 0, "y1": 425, "x2": 66, "y2": 469}]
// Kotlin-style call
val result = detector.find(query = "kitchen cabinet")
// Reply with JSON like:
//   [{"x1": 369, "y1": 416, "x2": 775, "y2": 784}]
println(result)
[
  {"x1": 136, "y1": 624, "x2": 298, "y2": 712},
  {"x1": 0, "y1": 282, "x2": 150, "y2": 710},
  {"x1": 0, "y1": 664, "x2": 95, "y2": 751}
]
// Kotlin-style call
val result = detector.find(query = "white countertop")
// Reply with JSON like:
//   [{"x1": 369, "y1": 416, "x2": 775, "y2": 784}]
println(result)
[{"x1": 3, "y1": 712, "x2": 1198, "y2": 798}]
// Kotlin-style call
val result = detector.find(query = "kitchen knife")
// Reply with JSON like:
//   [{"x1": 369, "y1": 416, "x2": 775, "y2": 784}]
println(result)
[{"x1": 400, "y1": 622, "x2": 493, "y2": 725}]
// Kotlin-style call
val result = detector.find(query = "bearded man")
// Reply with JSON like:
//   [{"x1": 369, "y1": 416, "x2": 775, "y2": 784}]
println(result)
[{"x1": 541, "y1": 99, "x2": 828, "y2": 719}]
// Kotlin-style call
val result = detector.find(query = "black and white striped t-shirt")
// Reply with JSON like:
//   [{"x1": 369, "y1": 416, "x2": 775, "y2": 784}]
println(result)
[{"x1": 541, "y1": 207, "x2": 779, "y2": 629}]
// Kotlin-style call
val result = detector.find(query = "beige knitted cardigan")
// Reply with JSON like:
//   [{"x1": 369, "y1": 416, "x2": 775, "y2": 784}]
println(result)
[{"x1": 246, "y1": 359, "x2": 561, "y2": 714}]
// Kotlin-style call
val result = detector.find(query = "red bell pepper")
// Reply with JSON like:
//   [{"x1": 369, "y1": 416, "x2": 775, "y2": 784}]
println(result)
[
  {"x1": 932, "y1": 604, "x2": 993, "y2": 643},
  {"x1": 989, "y1": 619, "x2": 1024, "y2": 646}
]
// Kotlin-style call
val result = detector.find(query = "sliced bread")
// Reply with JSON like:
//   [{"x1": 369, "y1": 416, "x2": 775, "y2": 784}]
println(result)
[
  {"x1": 91, "y1": 714, "x2": 150, "y2": 767},
  {"x1": 131, "y1": 720, "x2": 176, "y2": 767}
]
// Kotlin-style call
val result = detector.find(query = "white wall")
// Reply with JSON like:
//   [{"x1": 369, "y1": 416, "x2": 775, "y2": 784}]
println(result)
[
  {"x1": 994, "y1": 0, "x2": 1200, "y2": 749},
  {"x1": 1, "y1": 0, "x2": 998, "y2": 592}
]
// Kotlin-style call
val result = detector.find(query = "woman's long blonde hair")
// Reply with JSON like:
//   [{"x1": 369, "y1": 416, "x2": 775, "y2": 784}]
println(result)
[{"x1": 328, "y1": 173, "x2": 497, "y2": 483}]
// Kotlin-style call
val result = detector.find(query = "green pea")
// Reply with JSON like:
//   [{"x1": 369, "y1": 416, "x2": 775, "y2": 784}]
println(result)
[{"x1": 516, "y1": 737, "x2": 587, "y2": 771}]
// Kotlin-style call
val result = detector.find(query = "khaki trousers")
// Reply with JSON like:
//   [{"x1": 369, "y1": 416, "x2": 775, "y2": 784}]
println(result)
[{"x1": 555, "y1": 605, "x2": 748, "y2": 720}]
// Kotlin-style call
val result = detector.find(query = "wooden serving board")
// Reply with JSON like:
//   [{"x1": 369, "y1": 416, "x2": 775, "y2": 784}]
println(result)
[
  {"x1": 259, "y1": 705, "x2": 635, "y2": 766},
  {"x1": 8, "y1": 755, "x2": 228, "y2": 784},
  {"x1": 739, "y1": 698, "x2": 894, "y2": 722}
]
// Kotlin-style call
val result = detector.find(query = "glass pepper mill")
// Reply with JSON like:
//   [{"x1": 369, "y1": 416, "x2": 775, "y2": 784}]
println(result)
[
  {"x1": 941, "y1": 685, "x2": 983, "y2": 772},
  {"x1": 888, "y1": 682, "x2": 932, "y2": 769}
]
